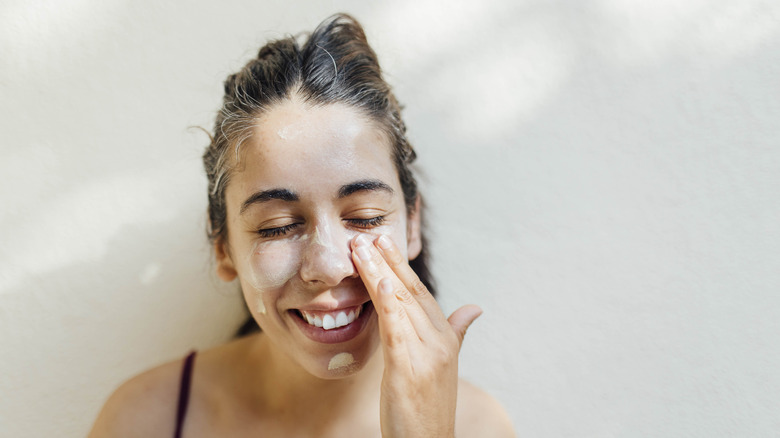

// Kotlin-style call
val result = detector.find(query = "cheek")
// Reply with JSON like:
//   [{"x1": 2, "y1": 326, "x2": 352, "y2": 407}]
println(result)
[
  {"x1": 238, "y1": 217, "x2": 410, "y2": 314},
  {"x1": 243, "y1": 239, "x2": 303, "y2": 314},
  {"x1": 375, "y1": 217, "x2": 410, "y2": 258},
  {"x1": 343, "y1": 219, "x2": 409, "y2": 258}
]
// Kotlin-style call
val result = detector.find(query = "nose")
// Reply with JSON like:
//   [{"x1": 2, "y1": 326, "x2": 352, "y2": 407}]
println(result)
[{"x1": 299, "y1": 221, "x2": 356, "y2": 287}]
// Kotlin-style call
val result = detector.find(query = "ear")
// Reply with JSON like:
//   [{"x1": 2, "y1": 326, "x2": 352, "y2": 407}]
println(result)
[
  {"x1": 406, "y1": 196, "x2": 423, "y2": 261},
  {"x1": 215, "y1": 238, "x2": 238, "y2": 282}
]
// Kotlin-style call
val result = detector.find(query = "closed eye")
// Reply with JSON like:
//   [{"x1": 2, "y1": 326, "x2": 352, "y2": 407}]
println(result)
[
  {"x1": 257, "y1": 216, "x2": 385, "y2": 237},
  {"x1": 257, "y1": 223, "x2": 300, "y2": 238},
  {"x1": 345, "y1": 216, "x2": 385, "y2": 229}
]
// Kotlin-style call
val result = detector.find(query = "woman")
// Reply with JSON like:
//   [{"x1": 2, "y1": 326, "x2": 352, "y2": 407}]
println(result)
[{"x1": 89, "y1": 14, "x2": 514, "y2": 437}]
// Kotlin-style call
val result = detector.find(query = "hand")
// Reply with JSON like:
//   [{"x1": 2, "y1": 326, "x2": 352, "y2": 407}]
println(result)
[{"x1": 351, "y1": 234, "x2": 482, "y2": 438}]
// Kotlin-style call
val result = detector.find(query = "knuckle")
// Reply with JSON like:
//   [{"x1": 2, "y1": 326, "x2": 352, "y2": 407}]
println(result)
[
  {"x1": 384, "y1": 330, "x2": 403, "y2": 348},
  {"x1": 361, "y1": 262, "x2": 377, "y2": 276},
  {"x1": 436, "y1": 343, "x2": 454, "y2": 360},
  {"x1": 395, "y1": 303, "x2": 408, "y2": 321},
  {"x1": 359, "y1": 253, "x2": 381, "y2": 275},
  {"x1": 381, "y1": 298, "x2": 396, "y2": 315},
  {"x1": 369, "y1": 248, "x2": 384, "y2": 265},
  {"x1": 443, "y1": 349, "x2": 457, "y2": 365},
  {"x1": 386, "y1": 248, "x2": 405, "y2": 266},
  {"x1": 395, "y1": 287, "x2": 416, "y2": 305},
  {"x1": 409, "y1": 277, "x2": 428, "y2": 296},
  {"x1": 384, "y1": 322, "x2": 412, "y2": 349},
  {"x1": 428, "y1": 348, "x2": 453, "y2": 369}
]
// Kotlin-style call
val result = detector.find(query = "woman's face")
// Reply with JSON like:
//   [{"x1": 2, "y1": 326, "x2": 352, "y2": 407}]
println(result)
[{"x1": 217, "y1": 99, "x2": 421, "y2": 379}]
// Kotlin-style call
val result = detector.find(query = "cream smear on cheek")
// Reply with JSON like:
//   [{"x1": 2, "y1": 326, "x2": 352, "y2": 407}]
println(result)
[
  {"x1": 243, "y1": 223, "x2": 352, "y2": 315},
  {"x1": 245, "y1": 236, "x2": 306, "y2": 314}
]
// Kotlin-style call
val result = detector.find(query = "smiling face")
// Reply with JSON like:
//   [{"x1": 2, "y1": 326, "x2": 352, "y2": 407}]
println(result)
[{"x1": 216, "y1": 98, "x2": 421, "y2": 379}]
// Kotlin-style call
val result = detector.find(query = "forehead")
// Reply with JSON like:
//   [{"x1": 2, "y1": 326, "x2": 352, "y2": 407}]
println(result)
[{"x1": 229, "y1": 100, "x2": 397, "y2": 198}]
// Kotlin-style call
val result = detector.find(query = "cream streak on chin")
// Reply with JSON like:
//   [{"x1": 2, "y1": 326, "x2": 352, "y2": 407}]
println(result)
[{"x1": 328, "y1": 352, "x2": 355, "y2": 370}]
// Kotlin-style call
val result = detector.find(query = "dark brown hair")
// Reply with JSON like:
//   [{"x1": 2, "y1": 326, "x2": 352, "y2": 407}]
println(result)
[{"x1": 202, "y1": 14, "x2": 435, "y2": 336}]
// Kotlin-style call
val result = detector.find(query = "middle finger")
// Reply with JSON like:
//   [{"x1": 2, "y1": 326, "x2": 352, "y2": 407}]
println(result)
[{"x1": 352, "y1": 234, "x2": 437, "y2": 339}]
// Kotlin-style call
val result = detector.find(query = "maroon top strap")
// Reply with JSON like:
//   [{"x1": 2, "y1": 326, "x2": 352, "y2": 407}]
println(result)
[{"x1": 174, "y1": 351, "x2": 197, "y2": 438}]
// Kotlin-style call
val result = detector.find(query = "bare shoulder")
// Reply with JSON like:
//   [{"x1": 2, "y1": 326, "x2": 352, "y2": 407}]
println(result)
[
  {"x1": 456, "y1": 378, "x2": 516, "y2": 438},
  {"x1": 87, "y1": 354, "x2": 189, "y2": 438}
]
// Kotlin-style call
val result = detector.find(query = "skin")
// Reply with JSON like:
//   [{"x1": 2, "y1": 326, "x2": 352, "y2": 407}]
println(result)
[
  {"x1": 218, "y1": 98, "x2": 417, "y2": 380},
  {"x1": 88, "y1": 99, "x2": 516, "y2": 437}
]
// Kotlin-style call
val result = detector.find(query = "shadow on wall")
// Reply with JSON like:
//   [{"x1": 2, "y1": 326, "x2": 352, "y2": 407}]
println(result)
[{"x1": 0, "y1": 164, "x2": 244, "y2": 434}]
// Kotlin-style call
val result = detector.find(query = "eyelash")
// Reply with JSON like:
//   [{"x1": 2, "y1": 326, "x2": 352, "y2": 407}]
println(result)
[
  {"x1": 257, "y1": 223, "x2": 300, "y2": 238},
  {"x1": 256, "y1": 216, "x2": 386, "y2": 238},
  {"x1": 347, "y1": 216, "x2": 386, "y2": 228}
]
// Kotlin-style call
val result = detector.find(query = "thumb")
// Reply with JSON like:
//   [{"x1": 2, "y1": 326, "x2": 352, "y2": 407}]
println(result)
[{"x1": 447, "y1": 304, "x2": 483, "y2": 348}]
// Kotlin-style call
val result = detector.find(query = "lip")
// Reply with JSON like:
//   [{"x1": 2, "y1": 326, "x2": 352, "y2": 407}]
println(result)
[
  {"x1": 290, "y1": 301, "x2": 374, "y2": 344},
  {"x1": 296, "y1": 296, "x2": 367, "y2": 312}
]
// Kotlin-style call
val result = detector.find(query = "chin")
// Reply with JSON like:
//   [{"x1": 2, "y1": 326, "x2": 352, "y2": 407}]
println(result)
[{"x1": 302, "y1": 330, "x2": 381, "y2": 380}]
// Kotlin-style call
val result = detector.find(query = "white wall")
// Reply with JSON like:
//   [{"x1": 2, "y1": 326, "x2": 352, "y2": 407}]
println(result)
[{"x1": 2, "y1": 0, "x2": 779, "y2": 436}]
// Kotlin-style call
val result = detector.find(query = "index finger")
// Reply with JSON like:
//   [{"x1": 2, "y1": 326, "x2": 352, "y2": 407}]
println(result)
[
  {"x1": 373, "y1": 234, "x2": 450, "y2": 331},
  {"x1": 351, "y1": 234, "x2": 437, "y2": 338}
]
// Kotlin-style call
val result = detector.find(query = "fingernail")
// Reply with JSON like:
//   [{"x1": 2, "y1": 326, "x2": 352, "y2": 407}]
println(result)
[
  {"x1": 355, "y1": 244, "x2": 371, "y2": 261},
  {"x1": 376, "y1": 235, "x2": 392, "y2": 251}
]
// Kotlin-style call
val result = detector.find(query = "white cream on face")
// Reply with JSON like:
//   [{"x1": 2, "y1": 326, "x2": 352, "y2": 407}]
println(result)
[
  {"x1": 245, "y1": 237, "x2": 306, "y2": 314},
  {"x1": 243, "y1": 222, "x2": 358, "y2": 315},
  {"x1": 223, "y1": 100, "x2": 420, "y2": 379},
  {"x1": 328, "y1": 352, "x2": 355, "y2": 370},
  {"x1": 301, "y1": 222, "x2": 354, "y2": 279},
  {"x1": 310, "y1": 226, "x2": 324, "y2": 245},
  {"x1": 276, "y1": 116, "x2": 311, "y2": 141}
]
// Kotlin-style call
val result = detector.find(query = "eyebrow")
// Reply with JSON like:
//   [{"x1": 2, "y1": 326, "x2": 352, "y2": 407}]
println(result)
[
  {"x1": 239, "y1": 179, "x2": 394, "y2": 215},
  {"x1": 240, "y1": 189, "x2": 299, "y2": 214},
  {"x1": 338, "y1": 179, "x2": 394, "y2": 198}
]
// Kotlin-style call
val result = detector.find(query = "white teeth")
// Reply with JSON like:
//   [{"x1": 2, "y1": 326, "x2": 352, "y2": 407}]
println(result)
[
  {"x1": 335, "y1": 311, "x2": 348, "y2": 327},
  {"x1": 300, "y1": 305, "x2": 363, "y2": 330},
  {"x1": 322, "y1": 314, "x2": 336, "y2": 330}
]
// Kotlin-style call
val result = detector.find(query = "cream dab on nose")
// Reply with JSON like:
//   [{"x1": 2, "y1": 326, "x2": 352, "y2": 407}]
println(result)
[
  {"x1": 328, "y1": 352, "x2": 355, "y2": 370},
  {"x1": 311, "y1": 226, "x2": 324, "y2": 245}
]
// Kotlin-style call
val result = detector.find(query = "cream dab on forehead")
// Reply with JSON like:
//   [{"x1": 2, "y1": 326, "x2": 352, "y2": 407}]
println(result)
[
  {"x1": 234, "y1": 101, "x2": 396, "y2": 205},
  {"x1": 276, "y1": 118, "x2": 310, "y2": 141},
  {"x1": 328, "y1": 352, "x2": 355, "y2": 370},
  {"x1": 261, "y1": 100, "x2": 375, "y2": 152}
]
